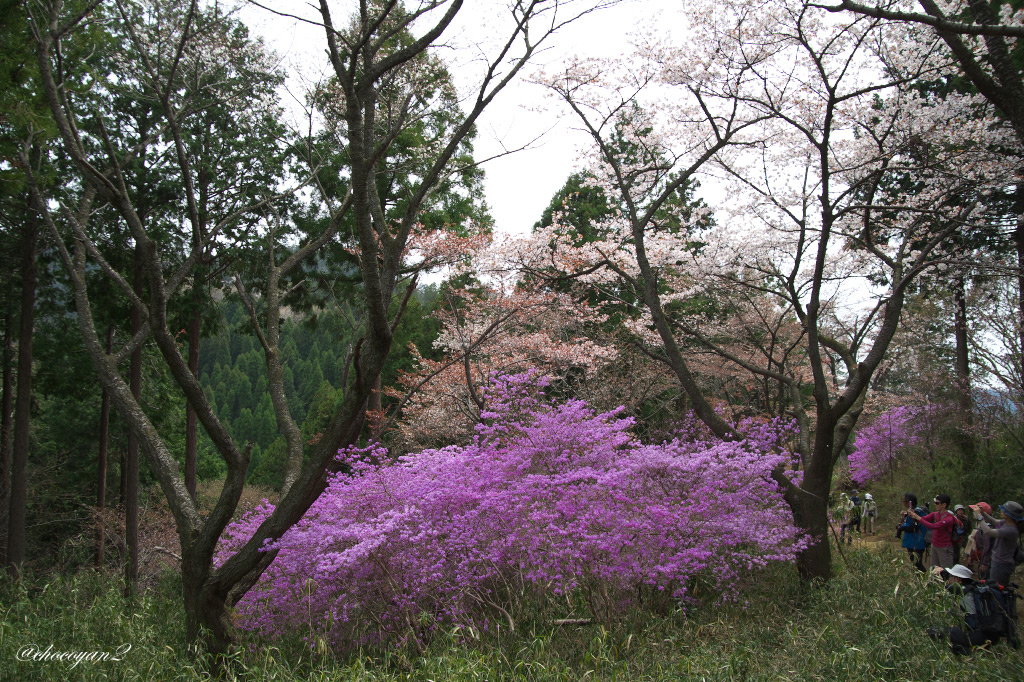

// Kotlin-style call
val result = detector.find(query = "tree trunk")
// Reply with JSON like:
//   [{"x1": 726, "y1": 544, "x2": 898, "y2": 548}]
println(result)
[
  {"x1": 96, "y1": 326, "x2": 113, "y2": 568},
  {"x1": 185, "y1": 310, "x2": 200, "y2": 501},
  {"x1": 1014, "y1": 185, "x2": 1024, "y2": 356},
  {"x1": 119, "y1": 450, "x2": 127, "y2": 506},
  {"x1": 6, "y1": 213, "x2": 38, "y2": 578},
  {"x1": 952, "y1": 274, "x2": 975, "y2": 464},
  {"x1": 788, "y1": 423, "x2": 837, "y2": 582},
  {"x1": 124, "y1": 250, "x2": 143, "y2": 595},
  {"x1": 368, "y1": 374, "x2": 383, "y2": 440},
  {"x1": 181, "y1": 556, "x2": 233, "y2": 658},
  {"x1": 0, "y1": 303, "x2": 14, "y2": 566}
]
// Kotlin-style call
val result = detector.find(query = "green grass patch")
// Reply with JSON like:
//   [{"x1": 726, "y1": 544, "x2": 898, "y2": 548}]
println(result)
[{"x1": 2, "y1": 545, "x2": 1023, "y2": 681}]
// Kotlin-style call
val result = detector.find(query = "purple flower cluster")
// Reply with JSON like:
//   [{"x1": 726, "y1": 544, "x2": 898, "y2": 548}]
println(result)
[
  {"x1": 218, "y1": 371, "x2": 807, "y2": 651},
  {"x1": 848, "y1": 404, "x2": 939, "y2": 485}
]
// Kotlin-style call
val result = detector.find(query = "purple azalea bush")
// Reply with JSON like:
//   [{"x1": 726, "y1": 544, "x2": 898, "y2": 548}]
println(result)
[
  {"x1": 218, "y1": 371, "x2": 807, "y2": 651},
  {"x1": 848, "y1": 404, "x2": 940, "y2": 485}
]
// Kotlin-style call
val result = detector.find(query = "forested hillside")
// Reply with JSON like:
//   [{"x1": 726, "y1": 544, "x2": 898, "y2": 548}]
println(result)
[{"x1": 196, "y1": 291, "x2": 442, "y2": 489}]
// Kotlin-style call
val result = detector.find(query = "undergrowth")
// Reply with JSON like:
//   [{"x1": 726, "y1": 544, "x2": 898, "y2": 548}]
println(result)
[{"x1": 1, "y1": 543, "x2": 1022, "y2": 681}]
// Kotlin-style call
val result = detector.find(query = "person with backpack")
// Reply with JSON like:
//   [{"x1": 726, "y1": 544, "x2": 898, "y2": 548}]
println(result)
[
  {"x1": 953, "y1": 504, "x2": 972, "y2": 565},
  {"x1": 964, "y1": 502, "x2": 992, "y2": 578},
  {"x1": 930, "y1": 563, "x2": 1018, "y2": 654},
  {"x1": 847, "y1": 491, "x2": 864, "y2": 532},
  {"x1": 862, "y1": 493, "x2": 877, "y2": 535},
  {"x1": 898, "y1": 493, "x2": 927, "y2": 572},
  {"x1": 909, "y1": 493, "x2": 961, "y2": 569},
  {"x1": 849, "y1": 493, "x2": 862, "y2": 539},
  {"x1": 971, "y1": 500, "x2": 1023, "y2": 588},
  {"x1": 835, "y1": 492, "x2": 855, "y2": 545}
]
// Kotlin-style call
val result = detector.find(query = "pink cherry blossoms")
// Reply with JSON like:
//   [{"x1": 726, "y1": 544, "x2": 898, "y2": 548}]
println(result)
[{"x1": 218, "y1": 371, "x2": 808, "y2": 651}]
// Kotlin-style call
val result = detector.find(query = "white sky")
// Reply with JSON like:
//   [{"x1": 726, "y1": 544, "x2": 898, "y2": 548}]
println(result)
[{"x1": 241, "y1": 0, "x2": 677, "y2": 236}]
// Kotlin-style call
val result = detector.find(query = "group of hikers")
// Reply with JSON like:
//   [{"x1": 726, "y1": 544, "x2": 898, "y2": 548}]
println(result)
[
  {"x1": 833, "y1": 490, "x2": 879, "y2": 543},
  {"x1": 834, "y1": 490, "x2": 1023, "y2": 655}
]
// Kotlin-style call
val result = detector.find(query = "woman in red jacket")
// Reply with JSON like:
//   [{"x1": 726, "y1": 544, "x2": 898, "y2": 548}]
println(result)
[{"x1": 908, "y1": 494, "x2": 960, "y2": 570}]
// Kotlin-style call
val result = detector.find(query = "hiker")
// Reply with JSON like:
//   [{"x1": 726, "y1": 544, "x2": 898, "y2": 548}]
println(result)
[
  {"x1": 909, "y1": 494, "x2": 960, "y2": 570},
  {"x1": 850, "y1": 490, "x2": 862, "y2": 535},
  {"x1": 972, "y1": 501, "x2": 1023, "y2": 588},
  {"x1": 953, "y1": 504, "x2": 972, "y2": 565},
  {"x1": 862, "y1": 493, "x2": 877, "y2": 535},
  {"x1": 898, "y1": 493, "x2": 926, "y2": 571},
  {"x1": 835, "y1": 492, "x2": 855, "y2": 545},
  {"x1": 928, "y1": 564, "x2": 1000, "y2": 655},
  {"x1": 897, "y1": 503, "x2": 929, "y2": 569},
  {"x1": 965, "y1": 502, "x2": 993, "y2": 579}
]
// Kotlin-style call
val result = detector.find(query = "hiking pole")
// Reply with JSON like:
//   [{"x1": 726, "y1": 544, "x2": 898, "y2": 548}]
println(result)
[{"x1": 829, "y1": 521, "x2": 850, "y2": 569}]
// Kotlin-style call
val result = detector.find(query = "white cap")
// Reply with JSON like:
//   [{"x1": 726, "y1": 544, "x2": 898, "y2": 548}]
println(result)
[
  {"x1": 949, "y1": 564, "x2": 973, "y2": 580},
  {"x1": 864, "y1": 493, "x2": 872, "y2": 500}
]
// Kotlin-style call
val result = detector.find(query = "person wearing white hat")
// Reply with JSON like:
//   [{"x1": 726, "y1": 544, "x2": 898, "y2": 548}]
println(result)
[
  {"x1": 948, "y1": 564, "x2": 974, "y2": 581},
  {"x1": 952, "y1": 504, "x2": 972, "y2": 565},
  {"x1": 862, "y1": 493, "x2": 877, "y2": 535}
]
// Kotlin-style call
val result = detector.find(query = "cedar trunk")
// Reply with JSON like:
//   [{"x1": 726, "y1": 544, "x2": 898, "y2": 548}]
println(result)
[
  {"x1": 96, "y1": 326, "x2": 113, "y2": 567},
  {"x1": 5, "y1": 214, "x2": 37, "y2": 577},
  {"x1": 0, "y1": 303, "x2": 14, "y2": 566},
  {"x1": 124, "y1": 251, "x2": 144, "y2": 594}
]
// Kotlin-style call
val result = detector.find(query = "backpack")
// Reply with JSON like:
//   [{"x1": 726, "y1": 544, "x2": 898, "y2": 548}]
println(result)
[
  {"x1": 953, "y1": 517, "x2": 969, "y2": 546},
  {"x1": 899, "y1": 508, "x2": 924, "y2": 533},
  {"x1": 965, "y1": 584, "x2": 1020, "y2": 648}
]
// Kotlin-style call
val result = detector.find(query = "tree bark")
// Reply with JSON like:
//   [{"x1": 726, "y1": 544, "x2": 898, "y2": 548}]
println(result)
[
  {"x1": 952, "y1": 273, "x2": 975, "y2": 463},
  {"x1": 124, "y1": 249, "x2": 143, "y2": 595},
  {"x1": 6, "y1": 210, "x2": 38, "y2": 578},
  {"x1": 185, "y1": 310, "x2": 200, "y2": 501},
  {"x1": 96, "y1": 326, "x2": 113, "y2": 568},
  {"x1": 792, "y1": 420, "x2": 839, "y2": 581},
  {"x1": 1014, "y1": 188, "x2": 1024, "y2": 360},
  {"x1": 0, "y1": 302, "x2": 14, "y2": 567}
]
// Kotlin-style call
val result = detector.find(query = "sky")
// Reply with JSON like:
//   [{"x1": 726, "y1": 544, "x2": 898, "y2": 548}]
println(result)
[{"x1": 241, "y1": 0, "x2": 676, "y2": 236}]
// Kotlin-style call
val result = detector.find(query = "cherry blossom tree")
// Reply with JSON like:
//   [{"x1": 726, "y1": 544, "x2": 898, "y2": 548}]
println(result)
[
  {"x1": 512, "y1": 0, "x2": 1013, "y2": 580},
  {"x1": 383, "y1": 235, "x2": 620, "y2": 449},
  {"x1": 823, "y1": 0, "x2": 1024, "y2": 353}
]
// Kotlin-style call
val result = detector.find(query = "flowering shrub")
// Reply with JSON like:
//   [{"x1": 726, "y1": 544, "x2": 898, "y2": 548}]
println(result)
[
  {"x1": 848, "y1": 404, "x2": 940, "y2": 485},
  {"x1": 219, "y1": 371, "x2": 807, "y2": 651}
]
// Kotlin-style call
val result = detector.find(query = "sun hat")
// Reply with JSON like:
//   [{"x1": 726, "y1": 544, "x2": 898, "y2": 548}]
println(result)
[
  {"x1": 864, "y1": 493, "x2": 872, "y2": 500},
  {"x1": 949, "y1": 564, "x2": 974, "y2": 580},
  {"x1": 999, "y1": 501, "x2": 1024, "y2": 522}
]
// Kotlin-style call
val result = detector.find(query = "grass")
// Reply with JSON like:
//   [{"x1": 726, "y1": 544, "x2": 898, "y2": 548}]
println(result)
[{"x1": 2, "y1": 543, "x2": 1023, "y2": 681}]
